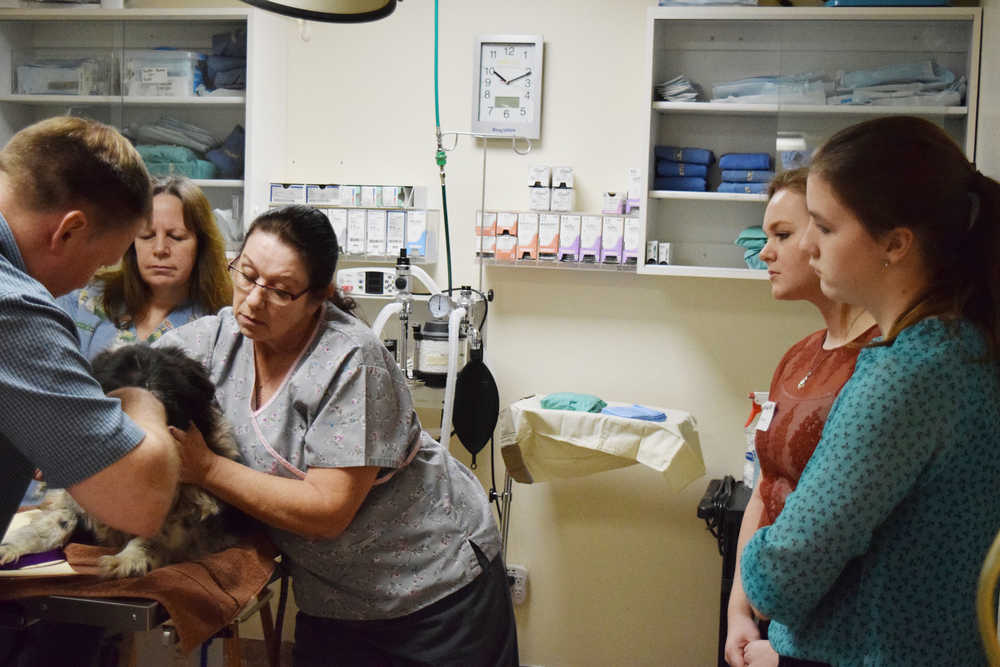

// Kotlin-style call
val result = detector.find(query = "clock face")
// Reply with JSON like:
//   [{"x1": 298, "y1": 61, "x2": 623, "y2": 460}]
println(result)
[{"x1": 478, "y1": 42, "x2": 536, "y2": 125}]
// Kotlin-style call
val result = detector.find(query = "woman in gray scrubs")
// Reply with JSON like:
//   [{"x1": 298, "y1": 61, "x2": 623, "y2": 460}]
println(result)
[{"x1": 158, "y1": 206, "x2": 517, "y2": 666}]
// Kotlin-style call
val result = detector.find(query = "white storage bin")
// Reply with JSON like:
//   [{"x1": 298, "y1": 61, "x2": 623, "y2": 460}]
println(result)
[
  {"x1": 14, "y1": 49, "x2": 114, "y2": 96},
  {"x1": 124, "y1": 49, "x2": 203, "y2": 97}
]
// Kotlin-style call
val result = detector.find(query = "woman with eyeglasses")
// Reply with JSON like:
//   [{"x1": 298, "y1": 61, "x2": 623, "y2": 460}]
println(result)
[
  {"x1": 58, "y1": 176, "x2": 232, "y2": 359},
  {"x1": 157, "y1": 205, "x2": 518, "y2": 667}
]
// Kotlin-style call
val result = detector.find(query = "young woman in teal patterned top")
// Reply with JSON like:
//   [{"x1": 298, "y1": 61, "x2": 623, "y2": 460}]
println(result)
[{"x1": 741, "y1": 116, "x2": 1000, "y2": 666}]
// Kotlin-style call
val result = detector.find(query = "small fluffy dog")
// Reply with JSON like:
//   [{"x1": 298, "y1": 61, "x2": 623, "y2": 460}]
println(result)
[{"x1": 0, "y1": 345, "x2": 252, "y2": 579}]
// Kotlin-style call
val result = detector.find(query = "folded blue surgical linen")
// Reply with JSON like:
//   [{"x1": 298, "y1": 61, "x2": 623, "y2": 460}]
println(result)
[
  {"x1": 721, "y1": 169, "x2": 774, "y2": 183},
  {"x1": 654, "y1": 146, "x2": 715, "y2": 165},
  {"x1": 839, "y1": 60, "x2": 952, "y2": 90},
  {"x1": 656, "y1": 161, "x2": 709, "y2": 178},
  {"x1": 654, "y1": 176, "x2": 707, "y2": 192},
  {"x1": 600, "y1": 405, "x2": 667, "y2": 422},
  {"x1": 719, "y1": 153, "x2": 771, "y2": 170},
  {"x1": 718, "y1": 182, "x2": 767, "y2": 195}
]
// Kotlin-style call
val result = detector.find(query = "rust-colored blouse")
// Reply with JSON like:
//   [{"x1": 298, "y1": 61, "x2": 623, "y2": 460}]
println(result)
[{"x1": 755, "y1": 324, "x2": 880, "y2": 528}]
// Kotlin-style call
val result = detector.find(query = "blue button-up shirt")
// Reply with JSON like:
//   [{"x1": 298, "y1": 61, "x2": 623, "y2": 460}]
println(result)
[{"x1": 0, "y1": 212, "x2": 144, "y2": 534}]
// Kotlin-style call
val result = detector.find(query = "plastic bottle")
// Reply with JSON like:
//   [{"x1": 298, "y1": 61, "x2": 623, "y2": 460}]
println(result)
[{"x1": 743, "y1": 391, "x2": 769, "y2": 488}]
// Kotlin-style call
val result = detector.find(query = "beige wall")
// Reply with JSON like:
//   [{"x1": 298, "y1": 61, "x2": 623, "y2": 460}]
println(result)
[{"x1": 140, "y1": 1, "x2": 845, "y2": 664}]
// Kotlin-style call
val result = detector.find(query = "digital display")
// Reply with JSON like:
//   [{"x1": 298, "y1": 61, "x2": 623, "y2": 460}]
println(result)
[
  {"x1": 495, "y1": 96, "x2": 519, "y2": 109},
  {"x1": 365, "y1": 271, "x2": 384, "y2": 295}
]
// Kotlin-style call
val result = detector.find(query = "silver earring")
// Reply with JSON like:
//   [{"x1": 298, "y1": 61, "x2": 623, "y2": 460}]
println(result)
[{"x1": 881, "y1": 260, "x2": 889, "y2": 272}]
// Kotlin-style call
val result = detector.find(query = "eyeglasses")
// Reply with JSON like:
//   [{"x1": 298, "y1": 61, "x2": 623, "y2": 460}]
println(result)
[{"x1": 228, "y1": 261, "x2": 311, "y2": 306}]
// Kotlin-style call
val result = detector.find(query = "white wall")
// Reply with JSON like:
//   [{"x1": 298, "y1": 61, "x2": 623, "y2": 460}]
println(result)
[
  {"x1": 262, "y1": 4, "x2": 823, "y2": 664},
  {"x1": 139, "y1": 1, "x2": 883, "y2": 664}
]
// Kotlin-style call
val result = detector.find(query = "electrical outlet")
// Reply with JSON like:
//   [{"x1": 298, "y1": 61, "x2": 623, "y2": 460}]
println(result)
[{"x1": 507, "y1": 564, "x2": 528, "y2": 605}]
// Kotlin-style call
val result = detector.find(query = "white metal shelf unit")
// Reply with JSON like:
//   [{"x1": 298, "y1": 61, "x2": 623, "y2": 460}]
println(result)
[
  {"x1": 0, "y1": 8, "x2": 251, "y2": 213},
  {"x1": 639, "y1": 6, "x2": 981, "y2": 279}
]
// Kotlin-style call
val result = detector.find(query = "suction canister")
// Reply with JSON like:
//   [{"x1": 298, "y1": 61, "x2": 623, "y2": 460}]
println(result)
[{"x1": 413, "y1": 320, "x2": 466, "y2": 387}]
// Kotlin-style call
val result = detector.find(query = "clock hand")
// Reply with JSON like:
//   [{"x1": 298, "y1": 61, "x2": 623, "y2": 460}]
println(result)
[
  {"x1": 491, "y1": 69, "x2": 510, "y2": 84},
  {"x1": 506, "y1": 69, "x2": 532, "y2": 84}
]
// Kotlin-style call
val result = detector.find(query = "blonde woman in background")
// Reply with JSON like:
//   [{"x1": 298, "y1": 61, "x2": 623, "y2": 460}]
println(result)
[{"x1": 59, "y1": 176, "x2": 232, "y2": 359}]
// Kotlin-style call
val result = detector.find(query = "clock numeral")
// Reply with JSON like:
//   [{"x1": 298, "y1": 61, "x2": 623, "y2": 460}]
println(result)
[
  {"x1": 504, "y1": 46, "x2": 515, "y2": 55},
  {"x1": 525, "y1": 79, "x2": 531, "y2": 88},
  {"x1": 488, "y1": 106, "x2": 494, "y2": 115},
  {"x1": 523, "y1": 50, "x2": 528, "y2": 58},
  {"x1": 503, "y1": 109, "x2": 510, "y2": 119},
  {"x1": 483, "y1": 90, "x2": 490, "y2": 100},
  {"x1": 520, "y1": 107, "x2": 527, "y2": 116},
  {"x1": 490, "y1": 49, "x2": 497, "y2": 58},
  {"x1": 484, "y1": 78, "x2": 491, "y2": 87},
  {"x1": 525, "y1": 91, "x2": 530, "y2": 99}
]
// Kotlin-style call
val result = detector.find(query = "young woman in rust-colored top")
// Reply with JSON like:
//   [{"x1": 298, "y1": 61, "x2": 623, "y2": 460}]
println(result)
[{"x1": 724, "y1": 168, "x2": 878, "y2": 667}]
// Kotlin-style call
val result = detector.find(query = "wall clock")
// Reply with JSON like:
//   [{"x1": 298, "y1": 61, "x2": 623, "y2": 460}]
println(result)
[{"x1": 471, "y1": 34, "x2": 544, "y2": 140}]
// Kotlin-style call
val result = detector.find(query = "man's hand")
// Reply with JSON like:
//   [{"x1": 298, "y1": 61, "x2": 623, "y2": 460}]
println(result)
[{"x1": 725, "y1": 613, "x2": 760, "y2": 667}]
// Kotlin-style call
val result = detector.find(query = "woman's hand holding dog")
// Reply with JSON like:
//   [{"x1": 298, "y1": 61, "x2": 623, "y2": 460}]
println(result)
[{"x1": 170, "y1": 424, "x2": 217, "y2": 486}]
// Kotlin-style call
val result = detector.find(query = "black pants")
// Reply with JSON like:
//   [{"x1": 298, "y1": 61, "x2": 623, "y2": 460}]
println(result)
[{"x1": 293, "y1": 542, "x2": 518, "y2": 667}]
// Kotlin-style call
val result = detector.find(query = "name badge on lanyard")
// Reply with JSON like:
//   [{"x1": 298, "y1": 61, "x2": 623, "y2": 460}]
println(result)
[{"x1": 756, "y1": 401, "x2": 777, "y2": 432}]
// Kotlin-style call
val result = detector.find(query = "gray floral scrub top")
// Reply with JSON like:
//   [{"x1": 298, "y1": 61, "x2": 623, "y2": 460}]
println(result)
[{"x1": 157, "y1": 304, "x2": 501, "y2": 620}]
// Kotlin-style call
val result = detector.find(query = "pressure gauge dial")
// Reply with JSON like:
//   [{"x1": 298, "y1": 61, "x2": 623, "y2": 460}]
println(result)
[{"x1": 428, "y1": 293, "x2": 453, "y2": 319}]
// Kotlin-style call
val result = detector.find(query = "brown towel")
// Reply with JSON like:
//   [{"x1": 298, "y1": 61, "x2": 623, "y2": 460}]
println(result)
[{"x1": 0, "y1": 534, "x2": 277, "y2": 654}]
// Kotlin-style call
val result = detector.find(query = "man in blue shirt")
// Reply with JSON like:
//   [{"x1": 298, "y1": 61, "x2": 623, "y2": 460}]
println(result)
[{"x1": 0, "y1": 116, "x2": 180, "y2": 544}]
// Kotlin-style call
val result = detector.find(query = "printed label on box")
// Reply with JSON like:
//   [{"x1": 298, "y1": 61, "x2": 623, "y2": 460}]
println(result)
[{"x1": 141, "y1": 67, "x2": 168, "y2": 84}]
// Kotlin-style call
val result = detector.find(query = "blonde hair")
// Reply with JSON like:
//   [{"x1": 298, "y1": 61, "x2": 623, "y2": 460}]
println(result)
[
  {"x1": 97, "y1": 177, "x2": 233, "y2": 325},
  {"x1": 767, "y1": 167, "x2": 808, "y2": 201},
  {"x1": 0, "y1": 116, "x2": 151, "y2": 231}
]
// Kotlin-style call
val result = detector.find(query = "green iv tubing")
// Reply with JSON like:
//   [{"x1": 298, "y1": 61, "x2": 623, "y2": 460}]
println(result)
[{"x1": 433, "y1": 0, "x2": 453, "y2": 293}]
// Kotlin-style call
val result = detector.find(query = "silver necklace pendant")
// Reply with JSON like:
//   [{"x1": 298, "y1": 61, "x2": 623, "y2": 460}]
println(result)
[{"x1": 797, "y1": 372, "x2": 812, "y2": 390}]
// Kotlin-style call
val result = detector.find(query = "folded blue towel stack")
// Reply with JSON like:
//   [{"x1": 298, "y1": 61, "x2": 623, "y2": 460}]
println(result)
[
  {"x1": 653, "y1": 145, "x2": 715, "y2": 192},
  {"x1": 717, "y1": 154, "x2": 772, "y2": 195}
]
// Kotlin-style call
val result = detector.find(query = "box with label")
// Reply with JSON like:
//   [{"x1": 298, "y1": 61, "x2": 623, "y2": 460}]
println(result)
[
  {"x1": 326, "y1": 208, "x2": 348, "y2": 252},
  {"x1": 346, "y1": 209, "x2": 367, "y2": 255},
  {"x1": 339, "y1": 186, "x2": 361, "y2": 207},
  {"x1": 307, "y1": 184, "x2": 340, "y2": 204},
  {"x1": 497, "y1": 211, "x2": 518, "y2": 236},
  {"x1": 538, "y1": 213, "x2": 560, "y2": 260},
  {"x1": 580, "y1": 215, "x2": 603, "y2": 263},
  {"x1": 529, "y1": 187, "x2": 551, "y2": 212},
  {"x1": 517, "y1": 213, "x2": 539, "y2": 260},
  {"x1": 124, "y1": 49, "x2": 203, "y2": 97},
  {"x1": 600, "y1": 216, "x2": 624, "y2": 264},
  {"x1": 551, "y1": 187, "x2": 575, "y2": 212},
  {"x1": 269, "y1": 183, "x2": 306, "y2": 204},
  {"x1": 529, "y1": 165, "x2": 551, "y2": 187},
  {"x1": 386, "y1": 210, "x2": 406, "y2": 257},
  {"x1": 14, "y1": 49, "x2": 115, "y2": 96},
  {"x1": 476, "y1": 211, "x2": 497, "y2": 237},
  {"x1": 366, "y1": 209, "x2": 387, "y2": 256},
  {"x1": 601, "y1": 192, "x2": 625, "y2": 215},
  {"x1": 361, "y1": 186, "x2": 381, "y2": 208},
  {"x1": 406, "y1": 210, "x2": 428, "y2": 257},
  {"x1": 623, "y1": 216, "x2": 642, "y2": 264},
  {"x1": 558, "y1": 214, "x2": 582, "y2": 262},
  {"x1": 552, "y1": 166, "x2": 574, "y2": 189},
  {"x1": 475, "y1": 234, "x2": 496, "y2": 258},
  {"x1": 495, "y1": 232, "x2": 518, "y2": 261},
  {"x1": 626, "y1": 168, "x2": 642, "y2": 213}
]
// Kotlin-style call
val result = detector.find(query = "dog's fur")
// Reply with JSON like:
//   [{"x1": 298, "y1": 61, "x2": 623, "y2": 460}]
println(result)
[{"x1": 0, "y1": 345, "x2": 252, "y2": 579}]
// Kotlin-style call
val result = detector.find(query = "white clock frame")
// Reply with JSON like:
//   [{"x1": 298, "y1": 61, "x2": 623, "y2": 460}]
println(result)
[{"x1": 471, "y1": 34, "x2": 544, "y2": 140}]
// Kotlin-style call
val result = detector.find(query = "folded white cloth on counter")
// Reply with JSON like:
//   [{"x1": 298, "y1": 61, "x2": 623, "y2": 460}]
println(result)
[{"x1": 497, "y1": 395, "x2": 704, "y2": 491}]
